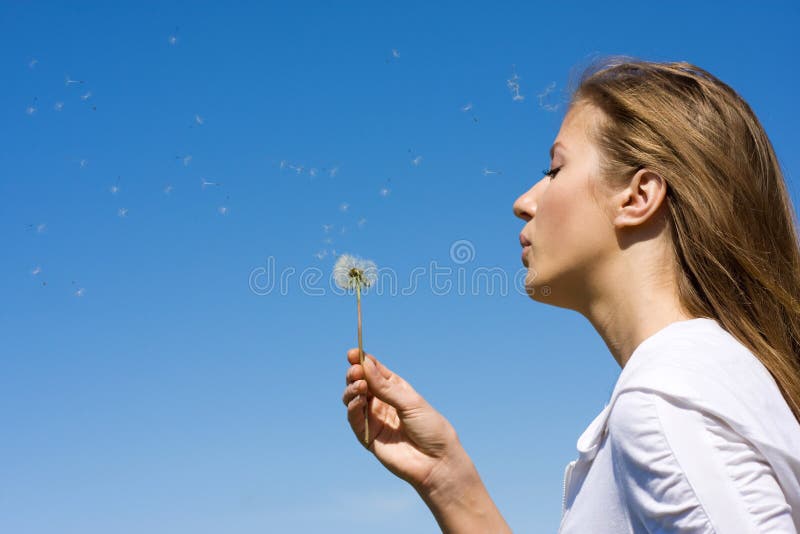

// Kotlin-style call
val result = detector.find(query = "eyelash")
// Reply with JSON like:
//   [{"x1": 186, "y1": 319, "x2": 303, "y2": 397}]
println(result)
[{"x1": 542, "y1": 166, "x2": 562, "y2": 179}]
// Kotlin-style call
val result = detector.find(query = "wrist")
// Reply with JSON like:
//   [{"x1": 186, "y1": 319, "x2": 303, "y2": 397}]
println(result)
[{"x1": 414, "y1": 440, "x2": 511, "y2": 533}]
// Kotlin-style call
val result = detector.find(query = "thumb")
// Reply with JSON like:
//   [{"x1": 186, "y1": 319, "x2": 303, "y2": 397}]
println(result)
[{"x1": 362, "y1": 356, "x2": 422, "y2": 413}]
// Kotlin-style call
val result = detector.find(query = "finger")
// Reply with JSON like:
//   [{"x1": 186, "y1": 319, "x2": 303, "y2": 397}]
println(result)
[
  {"x1": 365, "y1": 354, "x2": 393, "y2": 380},
  {"x1": 362, "y1": 356, "x2": 422, "y2": 413},
  {"x1": 347, "y1": 347, "x2": 368, "y2": 364},
  {"x1": 345, "y1": 364, "x2": 364, "y2": 385},
  {"x1": 346, "y1": 394, "x2": 370, "y2": 446},
  {"x1": 342, "y1": 379, "x2": 366, "y2": 407}
]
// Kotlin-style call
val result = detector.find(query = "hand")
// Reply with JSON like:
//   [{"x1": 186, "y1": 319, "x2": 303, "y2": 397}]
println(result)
[{"x1": 342, "y1": 348, "x2": 462, "y2": 493}]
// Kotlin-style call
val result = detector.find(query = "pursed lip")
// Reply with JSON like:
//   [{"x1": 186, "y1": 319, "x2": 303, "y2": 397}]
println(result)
[{"x1": 520, "y1": 233, "x2": 532, "y2": 266}]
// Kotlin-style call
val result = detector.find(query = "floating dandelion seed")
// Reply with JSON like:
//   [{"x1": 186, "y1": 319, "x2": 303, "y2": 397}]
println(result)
[
  {"x1": 164, "y1": 184, "x2": 174, "y2": 194},
  {"x1": 74, "y1": 287, "x2": 85, "y2": 297},
  {"x1": 65, "y1": 75, "x2": 84, "y2": 86},
  {"x1": 379, "y1": 187, "x2": 391, "y2": 197},
  {"x1": 27, "y1": 222, "x2": 47, "y2": 233},
  {"x1": 31, "y1": 266, "x2": 42, "y2": 276},
  {"x1": 507, "y1": 65, "x2": 525, "y2": 102},
  {"x1": 411, "y1": 156, "x2": 422, "y2": 166},
  {"x1": 339, "y1": 202, "x2": 349, "y2": 213},
  {"x1": 118, "y1": 207, "x2": 128, "y2": 217},
  {"x1": 29, "y1": 58, "x2": 38, "y2": 69},
  {"x1": 80, "y1": 91, "x2": 92, "y2": 101},
  {"x1": 79, "y1": 159, "x2": 88, "y2": 168},
  {"x1": 357, "y1": 217, "x2": 367, "y2": 228},
  {"x1": 194, "y1": 114, "x2": 204, "y2": 125},
  {"x1": 201, "y1": 177, "x2": 220, "y2": 189},
  {"x1": 314, "y1": 249, "x2": 328, "y2": 260},
  {"x1": 323, "y1": 237, "x2": 333, "y2": 245},
  {"x1": 54, "y1": 101, "x2": 64, "y2": 111},
  {"x1": 537, "y1": 81, "x2": 560, "y2": 112},
  {"x1": 25, "y1": 104, "x2": 37, "y2": 115},
  {"x1": 169, "y1": 34, "x2": 178, "y2": 45},
  {"x1": 461, "y1": 102, "x2": 473, "y2": 112},
  {"x1": 482, "y1": 167, "x2": 503, "y2": 176},
  {"x1": 334, "y1": 253, "x2": 378, "y2": 444},
  {"x1": 322, "y1": 224, "x2": 333, "y2": 233},
  {"x1": 309, "y1": 168, "x2": 318, "y2": 177},
  {"x1": 109, "y1": 176, "x2": 121, "y2": 194},
  {"x1": 218, "y1": 205, "x2": 229, "y2": 216},
  {"x1": 328, "y1": 166, "x2": 339, "y2": 178}
]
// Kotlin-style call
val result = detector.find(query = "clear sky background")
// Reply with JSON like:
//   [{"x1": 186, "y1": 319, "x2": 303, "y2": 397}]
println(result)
[{"x1": 1, "y1": 1, "x2": 798, "y2": 532}]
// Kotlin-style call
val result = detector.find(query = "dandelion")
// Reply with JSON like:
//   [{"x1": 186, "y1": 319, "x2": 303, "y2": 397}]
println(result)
[{"x1": 334, "y1": 253, "x2": 378, "y2": 444}]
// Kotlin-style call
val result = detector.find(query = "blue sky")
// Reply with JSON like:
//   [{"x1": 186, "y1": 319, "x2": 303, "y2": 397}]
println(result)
[{"x1": 1, "y1": 1, "x2": 798, "y2": 532}]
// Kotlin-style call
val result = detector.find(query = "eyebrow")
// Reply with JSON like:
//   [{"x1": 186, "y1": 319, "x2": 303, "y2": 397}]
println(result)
[{"x1": 549, "y1": 141, "x2": 566, "y2": 160}]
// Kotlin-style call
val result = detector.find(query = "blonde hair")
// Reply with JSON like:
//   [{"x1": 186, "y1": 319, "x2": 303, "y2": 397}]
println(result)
[{"x1": 570, "y1": 57, "x2": 800, "y2": 423}]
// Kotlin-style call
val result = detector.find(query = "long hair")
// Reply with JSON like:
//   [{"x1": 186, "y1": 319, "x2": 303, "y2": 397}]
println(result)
[{"x1": 569, "y1": 57, "x2": 800, "y2": 424}]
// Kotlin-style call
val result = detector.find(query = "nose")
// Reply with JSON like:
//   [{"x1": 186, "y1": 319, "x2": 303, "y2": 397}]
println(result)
[{"x1": 513, "y1": 180, "x2": 542, "y2": 221}]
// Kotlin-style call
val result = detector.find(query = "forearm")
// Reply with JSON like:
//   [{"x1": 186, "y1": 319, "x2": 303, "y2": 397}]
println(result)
[{"x1": 415, "y1": 445, "x2": 512, "y2": 533}]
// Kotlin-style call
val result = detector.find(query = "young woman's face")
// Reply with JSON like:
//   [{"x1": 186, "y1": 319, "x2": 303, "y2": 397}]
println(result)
[{"x1": 512, "y1": 103, "x2": 617, "y2": 307}]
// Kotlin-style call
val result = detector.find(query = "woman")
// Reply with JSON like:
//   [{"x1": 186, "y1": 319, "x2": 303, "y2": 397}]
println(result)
[{"x1": 341, "y1": 58, "x2": 800, "y2": 533}]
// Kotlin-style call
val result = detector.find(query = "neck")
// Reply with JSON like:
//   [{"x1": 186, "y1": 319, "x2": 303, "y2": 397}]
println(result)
[{"x1": 580, "y1": 253, "x2": 694, "y2": 368}]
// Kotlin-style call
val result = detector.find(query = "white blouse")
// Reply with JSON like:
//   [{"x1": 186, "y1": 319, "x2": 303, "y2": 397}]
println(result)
[{"x1": 558, "y1": 318, "x2": 800, "y2": 533}]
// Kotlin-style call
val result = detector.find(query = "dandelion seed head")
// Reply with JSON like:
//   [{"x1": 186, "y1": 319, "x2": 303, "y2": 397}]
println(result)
[{"x1": 334, "y1": 254, "x2": 378, "y2": 290}]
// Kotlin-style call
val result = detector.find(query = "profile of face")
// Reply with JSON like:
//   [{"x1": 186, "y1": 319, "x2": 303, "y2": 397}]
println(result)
[{"x1": 513, "y1": 102, "x2": 626, "y2": 311}]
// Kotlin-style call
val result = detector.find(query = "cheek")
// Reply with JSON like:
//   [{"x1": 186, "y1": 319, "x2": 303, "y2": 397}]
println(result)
[{"x1": 536, "y1": 188, "x2": 606, "y2": 260}]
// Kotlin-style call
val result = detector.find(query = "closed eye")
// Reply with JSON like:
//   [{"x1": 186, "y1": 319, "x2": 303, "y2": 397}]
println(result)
[{"x1": 542, "y1": 166, "x2": 562, "y2": 179}]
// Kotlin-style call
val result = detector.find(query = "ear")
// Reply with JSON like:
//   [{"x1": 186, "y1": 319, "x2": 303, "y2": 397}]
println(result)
[{"x1": 612, "y1": 168, "x2": 668, "y2": 229}]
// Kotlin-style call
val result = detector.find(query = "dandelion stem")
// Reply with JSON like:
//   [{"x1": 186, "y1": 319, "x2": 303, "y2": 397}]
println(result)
[{"x1": 356, "y1": 284, "x2": 369, "y2": 445}]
